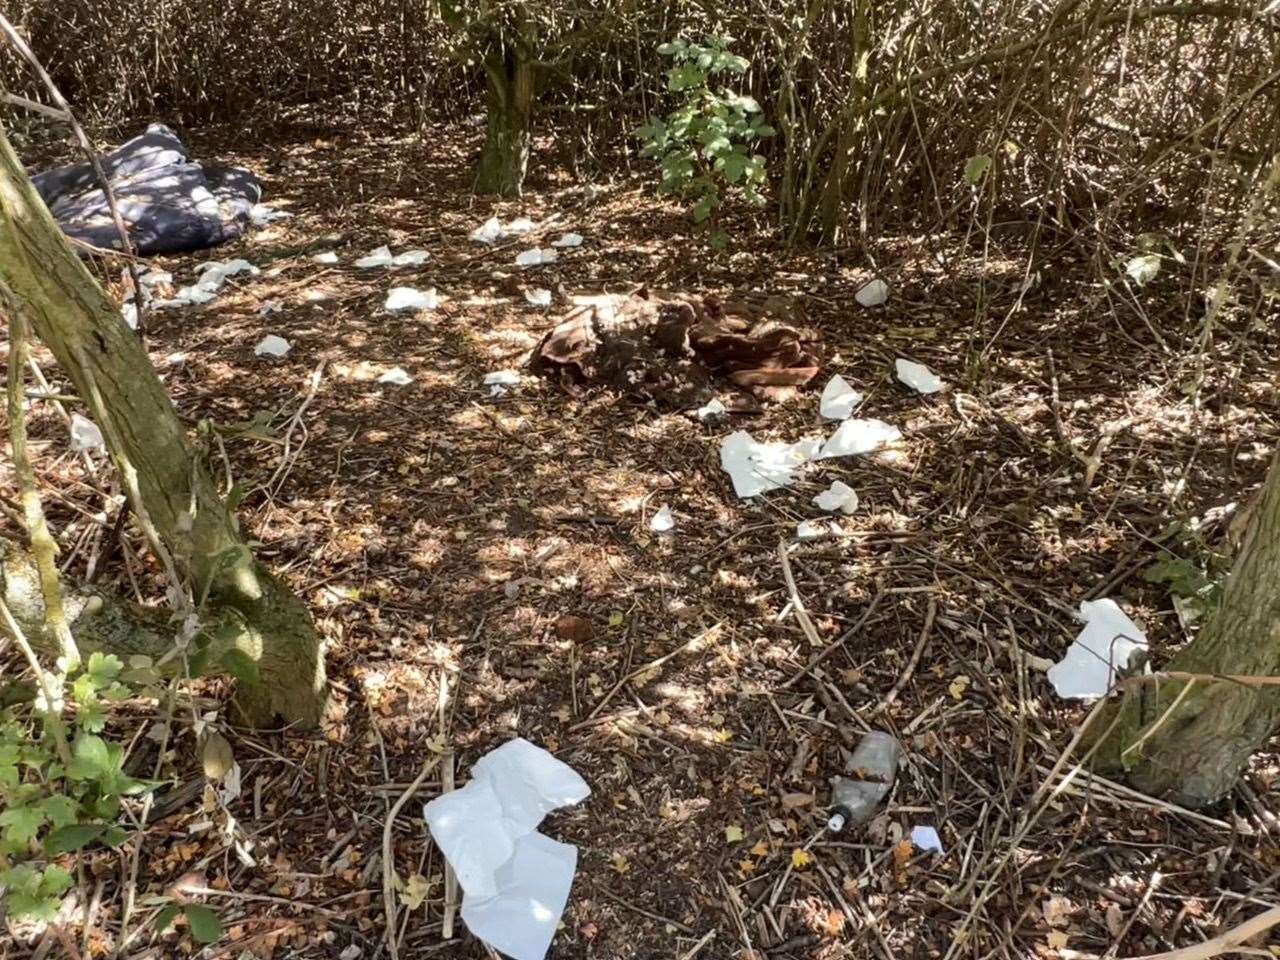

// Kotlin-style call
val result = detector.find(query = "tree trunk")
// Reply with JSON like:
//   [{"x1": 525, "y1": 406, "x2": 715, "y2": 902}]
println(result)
[
  {"x1": 474, "y1": 49, "x2": 535, "y2": 197},
  {"x1": 1090, "y1": 451, "x2": 1280, "y2": 806},
  {"x1": 0, "y1": 120, "x2": 326, "y2": 727}
]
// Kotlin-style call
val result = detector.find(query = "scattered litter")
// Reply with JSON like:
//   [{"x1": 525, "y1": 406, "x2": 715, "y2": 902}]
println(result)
[
  {"x1": 910, "y1": 825, "x2": 944, "y2": 854},
  {"x1": 253, "y1": 334, "x2": 291, "y2": 358},
  {"x1": 303, "y1": 289, "x2": 331, "y2": 302},
  {"x1": 250, "y1": 203, "x2": 293, "y2": 225},
  {"x1": 814, "y1": 480, "x2": 859, "y2": 515},
  {"x1": 391, "y1": 248, "x2": 430, "y2": 267},
  {"x1": 818, "y1": 419, "x2": 902, "y2": 459},
  {"x1": 470, "y1": 217, "x2": 503, "y2": 244},
  {"x1": 525, "y1": 288, "x2": 552, "y2": 308},
  {"x1": 257, "y1": 300, "x2": 283, "y2": 316},
  {"x1": 696, "y1": 397, "x2": 727, "y2": 422},
  {"x1": 551, "y1": 232, "x2": 584, "y2": 248},
  {"x1": 828, "y1": 732, "x2": 900, "y2": 833},
  {"x1": 896, "y1": 358, "x2": 945, "y2": 394},
  {"x1": 516, "y1": 248, "x2": 558, "y2": 268},
  {"x1": 820, "y1": 374, "x2": 863, "y2": 420},
  {"x1": 121, "y1": 301, "x2": 138, "y2": 330},
  {"x1": 796, "y1": 519, "x2": 834, "y2": 541},
  {"x1": 505, "y1": 216, "x2": 536, "y2": 235},
  {"x1": 355, "y1": 245, "x2": 395, "y2": 269},
  {"x1": 385, "y1": 287, "x2": 439, "y2": 312},
  {"x1": 649, "y1": 504, "x2": 675, "y2": 533},
  {"x1": 312, "y1": 251, "x2": 339, "y2": 264},
  {"x1": 424, "y1": 738, "x2": 590, "y2": 960},
  {"x1": 137, "y1": 269, "x2": 172, "y2": 287},
  {"x1": 720, "y1": 430, "x2": 820, "y2": 499},
  {"x1": 377, "y1": 367, "x2": 413, "y2": 386},
  {"x1": 484, "y1": 370, "x2": 521, "y2": 398},
  {"x1": 196, "y1": 258, "x2": 258, "y2": 283},
  {"x1": 70, "y1": 413, "x2": 104, "y2": 452},
  {"x1": 855, "y1": 278, "x2": 889, "y2": 307},
  {"x1": 171, "y1": 285, "x2": 218, "y2": 306},
  {"x1": 1048, "y1": 599, "x2": 1149, "y2": 699}
]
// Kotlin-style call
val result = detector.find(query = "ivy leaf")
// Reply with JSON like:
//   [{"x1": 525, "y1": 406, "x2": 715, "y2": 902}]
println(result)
[{"x1": 183, "y1": 904, "x2": 224, "y2": 944}]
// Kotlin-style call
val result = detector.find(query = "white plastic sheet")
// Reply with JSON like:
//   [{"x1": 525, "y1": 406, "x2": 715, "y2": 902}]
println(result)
[
  {"x1": 650, "y1": 504, "x2": 675, "y2": 533},
  {"x1": 719, "y1": 431, "x2": 819, "y2": 499},
  {"x1": 551, "y1": 232, "x2": 584, "y2": 248},
  {"x1": 895, "y1": 358, "x2": 944, "y2": 394},
  {"x1": 818, "y1": 419, "x2": 901, "y2": 459},
  {"x1": 525, "y1": 288, "x2": 552, "y2": 307},
  {"x1": 516, "y1": 248, "x2": 558, "y2": 268},
  {"x1": 1048, "y1": 599, "x2": 1148, "y2": 699},
  {"x1": 355, "y1": 245, "x2": 395, "y2": 269},
  {"x1": 312, "y1": 251, "x2": 339, "y2": 264},
  {"x1": 391, "y1": 249, "x2": 430, "y2": 267},
  {"x1": 70, "y1": 413, "x2": 104, "y2": 452},
  {"x1": 470, "y1": 216, "x2": 503, "y2": 244},
  {"x1": 819, "y1": 375, "x2": 863, "y2": 420},
  {"x1": 254, "y1": 334, "x2": 291, "y2": 358},
  {"x1": 796, "y1": 519, "x2": 833, "y2": 541},
  {"x1": 424, "y1": 738, "x2": 590, "y2": 960},
  {"x1": 385, "y1": 287, "x2": 440, "y2": 312},
  {"x1": 855, "y1": 278, "x2": 889, "y2": 307},
  {"x1": 813, "y1": 480, "x2": 859, "y2": 515},
  {"x1": 910, "y1": 825, "x2": 944, "y2": 853},
  {"x1": 378, "y1": 367, "x2": 413, "y2": 386}
]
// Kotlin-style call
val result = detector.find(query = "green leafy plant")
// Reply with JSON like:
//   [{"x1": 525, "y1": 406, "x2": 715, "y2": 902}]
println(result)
[
  {"x1": 1144, "y1": 528, "x2": 1230, "y2": 628},
  {"x1": 637, "y1": 36, "x2": 773, "y2": 245}
]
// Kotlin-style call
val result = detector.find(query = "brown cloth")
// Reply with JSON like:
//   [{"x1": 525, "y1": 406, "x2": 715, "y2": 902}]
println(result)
[{"x1": 533, "y1": 289, "x2": 820, "y2": 406}]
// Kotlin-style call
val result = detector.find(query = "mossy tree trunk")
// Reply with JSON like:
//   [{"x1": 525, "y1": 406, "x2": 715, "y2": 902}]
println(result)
[
  {"x1": 1091, "y1": 451, "x2": 1280, "y2": 807},
  {"x1": 0, "y1": 120, "x2": 325, "y2": 727},
  {"x1": 474, "y1": 46, "x2": 535, "y2": 197}
]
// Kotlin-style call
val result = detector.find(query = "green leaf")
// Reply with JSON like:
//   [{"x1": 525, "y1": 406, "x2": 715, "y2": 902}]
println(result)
[
  {"x1": 1125, "y1": 254, "x2": 1161, "y2": 286},
  {"x1": 153, "y1": 903, "x2": 181, "y2": 933},
  {"x1": 6, "y1": 891, "x2": 59, "y2": 921},
  {"x1": 40, "y1": 865, "x2": 73, "y2": 896},
  {"x1": 73, "y1": 734, "x2": 111, "y2": 774},
  {"x1": 720, "y1": 151, "x2": 750, "y2": 183},
  {"x1": 86, "y1": 652, "x2": 122, "y2": 683},
  {"x1": 220, "y1": 649, "x2": 260, "y2": 686},
  {"x1": 0, "y1": 806, "x2": 47, "y2": 845},
  {"x1": 40, "y1": 794, "x2": 79, "y2": 829},
  {"x1": 184, "y1": 904, "x2": 224, "y2": 944},
  {"x1": 45, "y1": 823, "x2": 106, "y2": 854},
  {"x1": 964, "y1": 154, "x2": 992, "y2": 185}
]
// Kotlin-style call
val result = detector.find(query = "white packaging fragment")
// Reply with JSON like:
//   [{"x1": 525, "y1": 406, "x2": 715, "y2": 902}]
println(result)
[
  {"x1": 424, "y1": 738, "x2": 590, "y2": 960},
  {"x1": 377, "y1": 367, "x2": 413, "y2": 386},
  {"x1": 820, "y1": 374, "x2": 864, "y2": 420},
  {"x1": 1048, "y1": 599, "x2": 1149, "y2": 700},
  {"x1": 250, "y1": 204, "x2": 293, "y2": 225},
  {"x1": 855, "y1": 278, "x2": 889, "y2": 307},
  {"x1": 257, "y1": 300, "x2": 283, "y2": 316},
  {"x1": 796, "y1": 519, "x2": 833, "y2": 541},
  {"x1": 254, "y1": 334, "x2": 292, "y2": 358},
  {"x1": 818, "y1": 419, "x2": 902, "y2": 459},
  {"x1": 385, "y1": 287, "x2": 439, "y2": 312},
  {"x1": 525, "y1": 288, "x2": 552, "y2": 307},
  {"x1": 719, "y1": 430, "x2": 819, "y2": 499},
  {"x1": 896, "y1": 358, "x2": 945, "y2": 395},
  {"x1": 814, "y1": 480, "x2": 859, "y2": 515},
  {"x1": 505, "y1": 216, "x2": 536, "y2": 235},
  {"x1": 391, "y1": 249, "x2": 430, "y2": 267},
  {"x1": 696, "y1": 397, "x2": 727, "y2": 422},
  {"x1": 121, "y1": 301, "x2": 139, "y2": 330},
  {"x1": 138, "y1": 269, "x2": 172, "y2": 287},
  {"x1": 355, "y1": 245, "x2": 395, "y2": 269},
  {"x1": 516, "y1": 248, "x2": 557, "y2": 268},
  {"x1": 484, "y1": 370, "x2": 521, "y2": 397},
  {"x1": 312, "y1": 251, "x2": 339, "y2": 264},
  {"x1": 470, "y1": 217, "x2": 503, "y2": 244},
  {"x1": 910, "y1": 825, "x2": 944, "y2": 853},
  {"x1": 650, "y1": 504, "x2": 675, "y2": 533},
  {"x1": 551, "y1": 232, "x2": 584, "y2": 248},
  {"x1": 70, "y1": 413, "x2": 105, "y2": 452}
]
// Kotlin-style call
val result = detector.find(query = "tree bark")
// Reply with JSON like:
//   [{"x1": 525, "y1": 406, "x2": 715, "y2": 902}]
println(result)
[
  {"x1": 1091, "y1": 451, "x2": 1280, "y2": 806},
  {"x1": 474, "y1": 49, "x2": 535, "y2": 197},
  {"x1": 0, "y1": 120, "x2": 326, "y2": 727}
]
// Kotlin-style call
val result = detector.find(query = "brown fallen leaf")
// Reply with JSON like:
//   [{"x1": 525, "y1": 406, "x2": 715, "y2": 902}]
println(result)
[
  {"x1": 555, "y1": 614, "x2": 594, "y2": 643},
  {"x1": 780, "y1": 792, "x2": 815, "y2": 811}
]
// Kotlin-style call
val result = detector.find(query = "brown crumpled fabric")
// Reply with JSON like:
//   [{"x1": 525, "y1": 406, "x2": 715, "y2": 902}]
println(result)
[{"x1": 532, "y1": 288, "x2": 820, "y2": 405}]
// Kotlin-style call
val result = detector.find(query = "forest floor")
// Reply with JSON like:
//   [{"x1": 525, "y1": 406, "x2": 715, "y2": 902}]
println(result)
[{"x1": 5, "y1": 115, "x2": 1280, "y2": 960}]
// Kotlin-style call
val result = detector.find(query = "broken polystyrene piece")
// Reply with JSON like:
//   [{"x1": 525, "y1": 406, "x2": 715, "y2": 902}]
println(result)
[
  {"x1": 505, "y1": 216, "x2": 536, "y2": 235},
  {"x1": 254, "y1": 334, "x2": 291, "y2": 358},
  {"x1": 250, "y1": 203, "x2": 292, "y2": 225},
  {"x1": 814, "y1": 480, "x2": 859, "y2": 515},
  {"x1": 137, "y1": 269, "x2": 172, "y2": 287},
  {"x1": 855, "y1": 278, "x2": 889, "y2": 307},
  {"x1": 796, "y1": 519, "x2": 833, "y2": 541},
  {"x1": 896, "y1": 358, "x2": 945, "y2": 395},
  {"x1": 121, "y1": 301, "x2": 139, "y2": 330},
  {"x1": 516, "y1": 248, "x2": 558, "y2": 267},
  {"x1": 1047, "y1": 599, "x2": 1149, "y2": 700},
  {"x1": 818, "y1": 419, "x2": 902, "y2": 459},
  {"x1": 378, "y1": 367, "x2": 413, "y2": 386},
  {"x1": 355, "y1": 245, "x2": 394, "y2": 269},
  {"x1": 484, "y1": 370, "x2": 521, "y2": 397},
  {"x1": 828, "y1": 732, "x2": 900, "y2": 833},
  {"x1": 257, "y1": 300, "x2": 283, "y2": 316},
  {"x1": 650, "y1": 504, "x2": 675, "y2": 533},
  {"x1": 173, "y1": 285, "x2": 217, "y2": 305},
  {"x1": 312, "y1": 251, "x2": 339, "y2": 264},
  {"x1": 910, "y1": 825, "x2": 944, "y2": 854},
  {"x1": 696, "y1": 397, "x2": 727, "y2": 422},
  {"x1": 424, "y1": 738, "x2": 590, "y2": 960},
  {"x1": 719, "y1": 430, "x2": 818, "y2": 499},
  {"x1": 69, "y1": 413, "x2": 104, "y2": 452},
  {"x1": 820, "y1": 374, "x2": 864, "y2": 420},
  {"x1": 470, "y1": 216, "x2": 503, "y2": 244},
  {"x1": 391, "y1": 249, "x2": 430, "y2": 267},
  {"x1": 551, "y1": 232, "x2": 584, "y2": 248},
  {"x1": 525, "y1": 288, "x2": 552, "y2": 307},
  {"x1": 385, "y1": 287, "x2": 439, "y2": 312}
]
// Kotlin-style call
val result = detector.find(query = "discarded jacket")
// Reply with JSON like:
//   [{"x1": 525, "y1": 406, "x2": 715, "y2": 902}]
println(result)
[{"x1": 31, "y1": 124, "x2": 261, "y2": 256}]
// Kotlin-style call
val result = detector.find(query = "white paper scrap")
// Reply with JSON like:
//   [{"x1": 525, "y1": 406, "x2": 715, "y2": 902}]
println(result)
[
  {"x1": 70, "y1": 413, "x2": 104, "y2": 452},
  {"x1": 818, "y1": 419, "x2": 902, "y2": 459},
  {"x1": 650, "y1": 505, "x2": 675, "y2": 533},
  {"x1": 814, "y1": 480, "x2": 859, "y2": 515},
  {"x1": 551, "y1": 232, "x2": 584, "y2": 248},
  {"x1": 719, "y1": 431, "x2": 818, "y2": 499},
  {"x1": 355, "y1": 245, "x2": 394, "y2": 269},
  {"x1": 425, "y1": 738, "x2": 590, "y2": 960},
  {"x1": 910, "y1": 825, "x2": 944, "y2": 853},
  {"x1": 855, "y1": 278, "x2": 889, "y2": 307},
  {"x1": 820, "y1": 374, "x2": 864, "y2": 420},
  {"x1": 121, "y1": 301, "x2": 138, "y2": 330},
  {"x1": 470, "y1": 217, "x2": 503, "y2": 244},
  {"x1": 896, "y1": 358, "x2": 945, "y2": 394},
  {"x1": 254, "y1": 334, "x2": 291, "y2": 358},
  {"x1": 1048, "y1": 599, "x2": 1148, "y2": 700},
  {"x1": 516, "y1": 248, "x2": 557, "y2": 268},
  {"x1": 378, "y1": 367, "x2": 413, "y2": 386},
  {"x1": 484, "y1": 370, "x2": 521, "y2": 397},
  {"x1": 385, "y1": 287, "x2": 439, "y2": 312},
  {"x1": 525, "y1": 288, "x2": 552, "y2": 307},
  {"x1": 312, "y1": 251, "x2": 339, "y2": 264}
]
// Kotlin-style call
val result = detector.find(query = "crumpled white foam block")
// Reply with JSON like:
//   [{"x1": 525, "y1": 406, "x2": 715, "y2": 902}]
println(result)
[
  {"x1": 385, "y1": 287, "x2": 439, "y2": 312},
  {"x1": 650, "y1": 504, "x2": 675, "y2": 533},
  {"x1": 121, "y1": 301, "x2": 139, "y2": 330},
  {"x1": 505, "y1": 216, "x2": 536, "y2": 235},
  {"x1": 819, "y1": 375, "x2": 864, "y2": 420},
  {"x1": 896, "y1": 358, "x2": 945, "y2": 394},
  {"x1": 425, "y1": 738, "x2": 590, "y2": 960},
  {"x1": 818, "y1": 419, "x2": 901, "y2": 458},
  {"x1": 813, "y1": 480, "x2": 859, "y2": 515},
  {"x1": 137, "y1": 269, "x2": 172, "y2": 287},
  {"x1": 312, "y1": 251, "x2": 339, "y2": 264},
  {"x1": 551, "y1": 232, "x2": 583, "y2": 248},
  {"x1": 516, "y1": 248, "x2": 557, "y2": 267},
  {"x1": 355, "y1": 245, "x2": 395, "y2": 269},
  {"x1": 470, "y1": 217, "x2": 503, "y2": 244},
  {"x1": 796, "y1": 519, "x2": 833, "y2": 541},
  {"x1": 695, "y1": 397, "x2": 727, "y2": 422},
  {"x1": 855, "y1": 278, "x2": 889, "y2": 307},
  {"x1": 254, "y1": 334, "x2": 291, "y2": 358},
  {"x1": 485, "y1": 370, "x2": 521, "y2": 397},
  {"x1": 910, "y1": 825, "x2": 944, "y2": 853},
  {"x1": 1048, "y1": 599, "x2": 1148, "y2": 699},
  {"x1": 391, "y1": 249, "x2": 430, "y2": 267},
  {"x1": 719, "y1": 431, "x2": 819, "y2": 498},
  {"x1": 378, "y1": 367, "x2": 413, "y2": 386},
  {"x1": 525, "y1": 288, "x2": 552, "y2": 307},
  {"x1": 70, "y1": 413, "x2": 104, "y2": 452}
]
